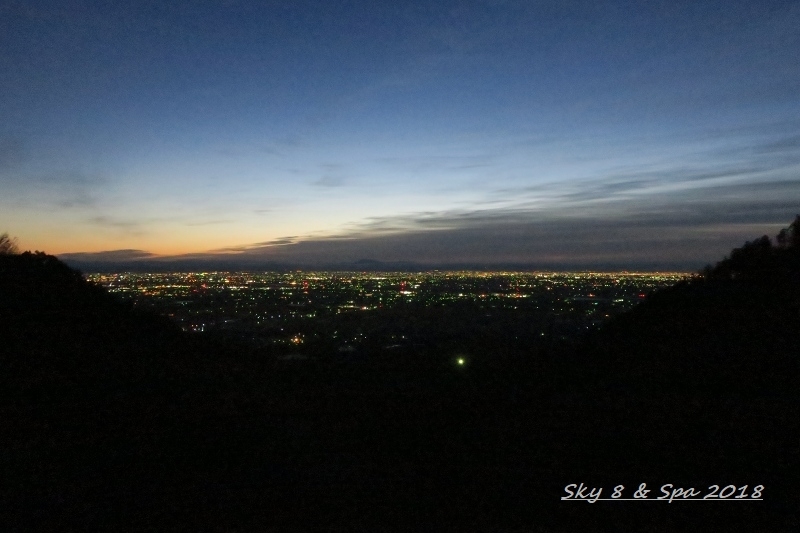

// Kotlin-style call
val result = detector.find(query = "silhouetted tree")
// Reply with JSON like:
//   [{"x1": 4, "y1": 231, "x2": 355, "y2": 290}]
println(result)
[
  {"x1": 776, "y1": 229, "x2": 789, "y2": 248},
  {"x1": 775, "y1": 214, "x2": 800, "y2": 249},
  {"x1": 701, "y1": 216, "x2": 800, "y2": 280},
  {"x1": 0, "y1": 232, "x2": 20, "y2": 255},
  {"x1": 788, "y1": 214, "x2": 800, "y2": 248}
]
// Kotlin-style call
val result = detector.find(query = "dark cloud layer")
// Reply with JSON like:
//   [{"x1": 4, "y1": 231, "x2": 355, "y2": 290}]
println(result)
[
  {"x1": 60, "y1": 249, "x2": 156, "y2": 262},
  {"x1": 56, "y1": 132, "x2": 800, "y2": 271},
  {"x1": 61, "y1": 188, "x2": 800, "y2": 272},
  {"x1": 227, "y1": 205, "x2": 794, "y2": 270}
]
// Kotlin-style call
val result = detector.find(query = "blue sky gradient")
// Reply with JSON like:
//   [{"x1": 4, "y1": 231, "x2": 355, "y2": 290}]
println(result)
[{"x1": 2, "y1": 0, "x2": 799, "y2": 269}]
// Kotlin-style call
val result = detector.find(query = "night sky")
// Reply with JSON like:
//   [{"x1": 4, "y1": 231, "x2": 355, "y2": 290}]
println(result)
[{"x1": 2, "y1": 0, "x2": 799, "y2": 269}]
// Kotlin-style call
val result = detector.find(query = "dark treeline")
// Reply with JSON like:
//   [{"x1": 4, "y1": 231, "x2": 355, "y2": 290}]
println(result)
[{"x1": 2, "y1": 219, "x2": 799, "y2": 531}]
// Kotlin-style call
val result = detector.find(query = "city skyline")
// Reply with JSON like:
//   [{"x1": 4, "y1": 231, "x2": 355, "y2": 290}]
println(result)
[{"x1": 2, "y1": 1, "x2": 799, "y2": 270}]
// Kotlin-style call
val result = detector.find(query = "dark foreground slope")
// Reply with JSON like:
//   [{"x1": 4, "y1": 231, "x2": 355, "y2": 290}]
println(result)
[
  {"x1": 1, "y1": 252, "x2": 257, "y2": 529},
  {"x1": 560, "y1": 221, "x2": 800, "y2": 529},
  {"x1": 2, "y1": 219, "x2": 799, "y2": 531}
]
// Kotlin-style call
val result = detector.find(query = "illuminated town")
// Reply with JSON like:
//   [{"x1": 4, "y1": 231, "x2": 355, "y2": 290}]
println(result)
[{"x1": 87, "y1": 271, "x2": 689, "y2": 358}]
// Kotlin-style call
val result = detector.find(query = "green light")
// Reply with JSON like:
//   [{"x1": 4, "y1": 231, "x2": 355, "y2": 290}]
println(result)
[{"x1": 457, "y1": 358, "x2": 465, "y2": 365}]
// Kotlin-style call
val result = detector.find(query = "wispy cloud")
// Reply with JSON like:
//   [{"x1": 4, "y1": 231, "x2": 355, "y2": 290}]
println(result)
[
  {"x1": 0, "y1": 134, "x2": 109, "y2": 210},
  {"x1": 59, "y1": 249, "x2": 156, "y2": 262},
  {"x1": 376, "y1": 154, "x2": 497, "y2": 175},
  {"x1": 86, "y1": 215, "x2": 148, "y2": 236},
  {"x1": 87, "y1": 215, "x2": 140, "y2": 228},
  {"x1": 17, "y1": 170, "x2": 107, "y2": 209},
  {"x1": 184, "y1": 219, "x2": 234, "y2": 226},
  {"x1": 210, "y1": 236, "x2": 300, "y2": 254},
  {"x1": 312, "y1": 175, "x2": 345, "y2": 187}
]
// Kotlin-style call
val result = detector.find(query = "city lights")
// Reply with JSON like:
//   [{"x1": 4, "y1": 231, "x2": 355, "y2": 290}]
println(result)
[{"x1": 86, "y1": 271, "x2": 688, "y2": 355}]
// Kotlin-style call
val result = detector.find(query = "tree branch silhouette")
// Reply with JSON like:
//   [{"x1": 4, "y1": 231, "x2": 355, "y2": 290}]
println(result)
[{"x1": 0, "y1": 233, "x2": 20, "y2": 255}]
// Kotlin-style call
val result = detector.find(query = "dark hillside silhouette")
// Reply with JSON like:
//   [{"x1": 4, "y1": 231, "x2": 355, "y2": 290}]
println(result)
[
  {"x1": 585, "y1": 215, "x2": 800, "y2": 385},
  {"x1": 1, "y1": 251, "x2": 266, "y2": 530},
  {"x1": 570, "y1": 216, "x2": 800, "y2": 527},
  {"x1": 2, "y1": 219, "x2": 799, "y2": 530}
]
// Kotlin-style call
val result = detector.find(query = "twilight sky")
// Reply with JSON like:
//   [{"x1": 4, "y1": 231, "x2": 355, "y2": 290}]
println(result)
[{"x1": 2, "y1": 0, "x2": 799, "y2": 270}]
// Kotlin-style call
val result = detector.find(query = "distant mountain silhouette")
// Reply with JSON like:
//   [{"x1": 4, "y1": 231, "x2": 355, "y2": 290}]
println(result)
[{"x1": 3, "y1": 218, "x2": 799, "y2": 530}]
